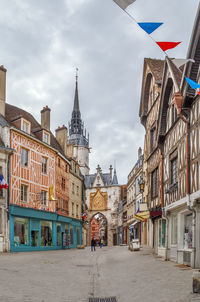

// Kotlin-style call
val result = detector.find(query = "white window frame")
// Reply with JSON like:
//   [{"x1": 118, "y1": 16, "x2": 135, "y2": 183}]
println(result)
[
  {"x1": 41, "y1": 191, "x2": 47, "y2": 206},
  {"x1": 21, "y1": 119, "x2": 30, "y2": 134},
  {"x1": 21, "y1": 184, "x2": 28, "y2": 202},
  {"x1": 21, "y1": 148, "x2": 29, "y2": 167},
  {"x1": 43, "y1": 131, "x2": 50, "y2": 144},
  {"x1": 42, "y1": 157, "x2": 48, "y2": 174}
]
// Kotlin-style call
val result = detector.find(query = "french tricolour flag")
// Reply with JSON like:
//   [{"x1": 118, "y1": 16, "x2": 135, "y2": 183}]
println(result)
[{"x1": 0, "y1": 175, "x2": 8, "y2": 189}]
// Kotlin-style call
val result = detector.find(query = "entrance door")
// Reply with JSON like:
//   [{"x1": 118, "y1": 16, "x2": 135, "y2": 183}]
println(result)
[
  {"x1": 31, "y1": 230, "x2": 39, "y2": 247},
  {"x1": 113, "y1": 233, "x2": 117, "y2": 246},
  {"x1": 154, "y1": 220, "x2": 158, "y2": 254}
]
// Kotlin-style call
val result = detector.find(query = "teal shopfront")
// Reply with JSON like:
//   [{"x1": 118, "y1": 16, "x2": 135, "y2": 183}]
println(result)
[{"x1": 10, "y1": 205, "x2": 82, "y2": 252}]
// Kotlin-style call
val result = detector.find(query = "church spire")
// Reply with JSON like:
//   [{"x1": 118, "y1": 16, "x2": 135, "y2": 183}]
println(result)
[{"x1": 73, "y1": 68, "x2": 80, "y2": 112}]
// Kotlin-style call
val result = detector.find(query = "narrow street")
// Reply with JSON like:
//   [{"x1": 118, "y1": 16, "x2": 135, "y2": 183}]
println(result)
[{"x1": 0, "y1": 246, "x2": 199, "y2": 302}]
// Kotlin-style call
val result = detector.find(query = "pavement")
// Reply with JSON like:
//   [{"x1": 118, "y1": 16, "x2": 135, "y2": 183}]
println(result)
[{"x1": 0, "y1": 246, "x2": 199, "y2": 302}]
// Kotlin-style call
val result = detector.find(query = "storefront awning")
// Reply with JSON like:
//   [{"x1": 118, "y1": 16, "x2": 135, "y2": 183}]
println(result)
[
  {"x1": 134, "y1": 211, "x2": 150, "y2": 222},
  {"x1": 129, "y1": 220, "x2": 139, "y2": 229}
]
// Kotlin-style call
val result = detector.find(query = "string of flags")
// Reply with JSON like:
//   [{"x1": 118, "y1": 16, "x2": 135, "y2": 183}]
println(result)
[
  {"x1": 0, "y1": 174, "x2": 8, "y2": 190},
  {"x1": 185, "y1": 77, "x2": 200, "y2": 95},
  {"x1": 112, "y1": 0, "x2": 182, "y2": 54}
]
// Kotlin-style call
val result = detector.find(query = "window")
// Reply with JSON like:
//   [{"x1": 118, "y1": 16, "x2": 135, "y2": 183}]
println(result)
[
  {"x1": 21, "y1": 148, "x2": 28, "y2": 167},
  {"x1": 151, "y1": 168, "x2": 158, "y2": 198},
  {"x1": 184, "y1": 214, "x2": 192, "y2": 249},
  {"x1": 150, "y1": 127, "x2": 156, "y2": 151},
  {"x1": 72, "y1": 202, "x2": 74, "y2": 216},
  {"x1": 41, "y1": 191, "x2": 47, "y2": 205},
  {"x1": 171, "y1": 215, "x2": 178, "y2": 245},
  {"x1": 14, "y1": 217, "x2": 29, "y2": 246},
  {"x1": 61, "y1": 178, "x2": 65, "y2": 190},
  {"x1": 76, "y1": 204, "x2": 79, "y2": 217},
  {"x1": 31, "y1": 231, "x2": 39, "y2": 247},
  {"x1": 41, "y1": 220, "x2": 52, "y2": 246},
  {"x1": 22, "y1": 120, "x2": 30, "y2": 133},
  {"x1": 72, "y1": 183, "x2": 74, "y2": 194},
  {"x1": 58, "y1": 158, "x2": 60, "y2": 167},
  {"x1": 77, "y1": 186, "x2": 79, "y2": 196},
  {"x1": 21, "y1": 184, "x2": 28, "y2": 202},
  {"x1": 171, "y1": 104, "x2": 178, "y2": 125},
  {"x1": 65, "y1": 164, "x2": 68, "y2": 173},
  {"x1": 171, "y1": 157, "x2": 177, "y2": 185},
  {"x1": 159, "y1": 219, "x2": 166, "y2": 247},
  {"x1": 42, "y1": 157, "x2": 47, "y2": 174},
  {"x1": 43, "y1": 132, "x2": 49, "y2": 144}
]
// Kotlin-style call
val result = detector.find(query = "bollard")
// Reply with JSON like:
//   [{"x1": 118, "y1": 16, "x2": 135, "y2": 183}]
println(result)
[{"x1": 193, "y1": 270, "x2": 200, "y2": 293}]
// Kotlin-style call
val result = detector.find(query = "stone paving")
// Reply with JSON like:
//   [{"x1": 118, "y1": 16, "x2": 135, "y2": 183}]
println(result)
[{"x1": 0, "y1": 246, "x2": 199, "y2": 302}]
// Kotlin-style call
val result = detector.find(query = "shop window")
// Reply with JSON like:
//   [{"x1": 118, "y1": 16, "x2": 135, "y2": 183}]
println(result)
[
  {"x1": 41, "y1": 220, "x2": 52, "y2": 246},
  {"x1": 14, "y1": 217, "x2": 29, "y2": 246},
  {"x1": 151, "y1": 168, "x2": 158, "y2": 198},
  {"x1": 31, "y1": 230, "x2": 39, "y2": 247},
  {"x1": 77, "y1": 227, "x2": 80, "y2": 245},
  {"x1": 42, "y1": 157, "x2": 47, "y2": 174},
  {"x1": 159, "y1": 219, "x2": 166, "y2": 248},
  {"x1": 21, "y1": 148, "x2": 28, "y2": 167},
  {"x1": 57, "y1": 223, "x2": 61, "y2": 246},
  {"x1": 21, "y1": 184, "x2": 28, "y2": 202},
  {"x1": 70, "y1": 226, "x2": 73, "y2": 245},
  {"x1": 184, "y1": 214, "x2": 192, "y2": 249},
  {"x1": 171, "y1": 215, "x2": 177, "y2": 245},
  {"x1": 41, "y1": 191, "x2": 47, "y2": 205}
]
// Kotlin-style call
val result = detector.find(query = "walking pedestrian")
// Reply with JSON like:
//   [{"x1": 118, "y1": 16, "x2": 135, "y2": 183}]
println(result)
[
  {"x1": 91, "y1": 237, "x2": 96, "y2": 251},
  {"x1": 100, "y1": 238, "x2": 103, "y2": 248}
]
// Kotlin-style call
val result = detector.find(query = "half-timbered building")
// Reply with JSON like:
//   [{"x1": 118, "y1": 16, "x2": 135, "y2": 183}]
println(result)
[{"x1": 139, "y1": 58, "x2": 164, "y2": 254}]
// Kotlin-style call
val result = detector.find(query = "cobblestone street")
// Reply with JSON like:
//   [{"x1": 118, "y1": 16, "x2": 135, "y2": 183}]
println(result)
[{"x1": 0, "y1": 246, "x2": 199, "y2": 302}]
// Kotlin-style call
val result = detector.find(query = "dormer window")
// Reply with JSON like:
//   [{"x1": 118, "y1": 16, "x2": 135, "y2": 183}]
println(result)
[
  {"x1": 43, "y1": 131, "x2": 50, "y2": 144},
  {"x1": 21, "y1": 119, "x2": 30, "y2": 134}
]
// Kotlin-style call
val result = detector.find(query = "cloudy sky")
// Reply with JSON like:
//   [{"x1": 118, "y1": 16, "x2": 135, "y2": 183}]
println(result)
[{"x1": 0, "y1": 0, "x2": 199, "y2": 183}]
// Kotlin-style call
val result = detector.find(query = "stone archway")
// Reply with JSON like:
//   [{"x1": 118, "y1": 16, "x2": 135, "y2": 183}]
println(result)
[{"x1": 90, "y1": 213, "x2": 108, "y2": 246}]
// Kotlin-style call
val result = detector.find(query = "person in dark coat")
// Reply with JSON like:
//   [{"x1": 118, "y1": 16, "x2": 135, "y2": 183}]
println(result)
[{"x1": 91, "y1": 237, "x2": 96, "y2": 251}]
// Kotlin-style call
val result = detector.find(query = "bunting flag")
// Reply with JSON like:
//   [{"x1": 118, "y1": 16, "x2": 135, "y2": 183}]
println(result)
[
  {"x1": 138, "y1": 22, "x2": 163, "y2": 35},
  {"x1": 113, "y1": 0, "x2": 136, "y2": 10},
  {"x1": 156, "y1": 41, "x2": 181, "y2": 52},
  {"x1": 197, "y1": 91, "x2": 200, "y2": 95},
  {"x1": 185, "y1": 77, "x2": 200, "y2": 89},
  {"x1": 172, "y1": 58, "x2": 195, "y2": 70},
  {"x1": 0, "y1": 175, "x2": 8, "y2": 189}
]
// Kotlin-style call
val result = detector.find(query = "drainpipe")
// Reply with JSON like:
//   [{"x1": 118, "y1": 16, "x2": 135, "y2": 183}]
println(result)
[{"x1": 172, "y1": 92, "x2": 196, "y2": 267}]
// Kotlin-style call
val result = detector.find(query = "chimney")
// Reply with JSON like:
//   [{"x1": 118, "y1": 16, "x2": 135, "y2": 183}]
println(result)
[
  {"x1": 55, "y1": 125, "x2": 68, "y2": 156},
  {"x1": 0, "y1": 65, "x2": 7, "y2": 117},
  {"x1": 138, "y1": 147, "x2": 142, "y2": 159},
  {"x1": 41, "y1": 106, "x2": 51, "y2": 131}
]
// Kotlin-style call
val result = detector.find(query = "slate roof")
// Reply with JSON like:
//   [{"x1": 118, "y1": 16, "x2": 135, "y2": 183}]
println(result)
[
  {"x1": 85, "y1": 171, "x2": 119, "y2": 188},
  {"x1": 5, "y1": 103, "x2": 66, "y2": 158},
  {"x1": 144, "y1": 58, "x2": 165, "y2": 83}
]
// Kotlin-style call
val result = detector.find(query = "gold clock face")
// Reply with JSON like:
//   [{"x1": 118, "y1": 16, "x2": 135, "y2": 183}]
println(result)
[{"x1": 90, "y1": 188, "x2": 107, "y2": 211}]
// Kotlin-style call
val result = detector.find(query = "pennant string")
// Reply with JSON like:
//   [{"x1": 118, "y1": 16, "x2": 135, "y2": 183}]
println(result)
[{"x1": 117, "y1": 7, "x2": 168, "y2": 56}]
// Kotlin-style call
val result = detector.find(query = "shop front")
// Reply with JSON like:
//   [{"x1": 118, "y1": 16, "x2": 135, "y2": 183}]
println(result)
[{"x1": 10, "y1": 205, "x2": 82, "y2": 252}]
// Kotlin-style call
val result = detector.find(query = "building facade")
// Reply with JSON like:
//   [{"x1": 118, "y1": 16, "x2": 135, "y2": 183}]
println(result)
[{"x1": 85, "y1": 165, "x2": 121, "y2": 246}]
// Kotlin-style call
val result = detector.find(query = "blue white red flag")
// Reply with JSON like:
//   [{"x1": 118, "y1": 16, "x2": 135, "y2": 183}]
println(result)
[
  {"x1": 0, "y1": 174, "x2": 8, "y2": 189},
  {"x1": 138, "y1": 22, "x2": 163, "y2": 35},
  {"x1": 185, "y1": 77, "x2": 200, "y2": 89}
]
